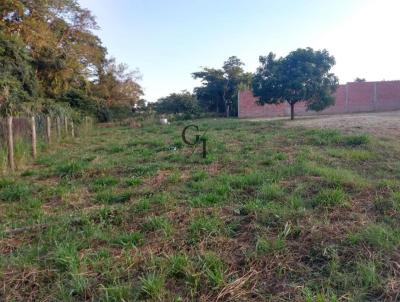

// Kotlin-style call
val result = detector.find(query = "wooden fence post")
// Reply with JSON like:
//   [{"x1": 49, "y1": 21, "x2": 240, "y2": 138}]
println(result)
[
  {"x1": 64, "y1": 116, "x2": 68, "y2": 136},
  {"x1": 56, "y1": 116, "x2": 61, "y2": 138},
  {"x1": 7, "y1": 116, "x2": 15, "y2": 171},
  {"x1": 46, "y1": 116, "x2": 51, "y2": 144},
  {"x1": 71, "y1": 120, "x2": 75, "y2": 138},
  {"x1": 31, "y1": 115, "x2": 37, "y2": 159}
]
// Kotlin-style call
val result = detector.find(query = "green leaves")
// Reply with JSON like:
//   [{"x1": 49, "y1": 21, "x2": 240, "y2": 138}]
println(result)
[{"x1": 252, "y1": 47, "x2": 339, "y2": 119}]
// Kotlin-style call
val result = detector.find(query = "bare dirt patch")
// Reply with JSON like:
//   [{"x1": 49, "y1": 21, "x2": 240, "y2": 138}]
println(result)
[{"x1": 250, "y1": 110, "x2": 400, "y2": 138}]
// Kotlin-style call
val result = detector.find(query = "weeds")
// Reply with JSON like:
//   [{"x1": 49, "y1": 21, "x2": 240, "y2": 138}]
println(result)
[
  {"x1": 0, "y1": 181, "x2": 30, "y2": 202},
  {"x1": 200, "y1": 252, "x2": 226, "y2": 289},
  {"x1": 312, "y1": 188, "x2": 347, "y2": 208},
  {"x1": 54, "y1": 160, "x2": 88, "y2": 178},
  {"x1": 143, "y1": 216, "x2": 173, "y2": 235},
  {"x1": 139, "y1": 273, "x2": 165, "y2": 300},
  {"x1": 349, "y1": 224, "x2": 400, "y2": 251},
  {"x1": 110, "y1": 231, "x2": 144, "y2": 247},
  {"x1": 188, "y1": 214, "x2": 224, "y2": 243},
  {"x1": 2, "y1": 118, "x2": 400, "y2": 301},
  {"x1": 95, "y1": 191, "x2": 132, "y2": 204}
]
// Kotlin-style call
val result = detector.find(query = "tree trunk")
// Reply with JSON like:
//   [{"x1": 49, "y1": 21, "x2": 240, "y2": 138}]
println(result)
[
  {"x1": 7, "y1": 116, "x2": 14, "y2": 171},
  {"x1": 46, "y1": 116, "x2": 51, "y2": 144},
  {"x1": 56, "y1": 116, "x2": 61, "y2": 138},
  {"x1": 64, "y1": 116, "x2": 68, "y2": 135},
  {"x1": 226, "y1": 105, "x2": 230, "y2": 118},
  {"x1": 290, "y1": 103, "x2": 295, "y2": 120},
  {"x1": 71, "y1": 120, "x2": 75, "y2": 138},
  {"x1": 31, "y1": 116, "x2": 37, "y2": 159}
]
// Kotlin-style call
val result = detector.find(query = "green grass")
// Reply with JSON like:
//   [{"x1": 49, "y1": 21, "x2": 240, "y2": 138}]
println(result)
[
  {"x1": 349, "y1": 224, "x2": 400, "y2": 251},
  {"x1": 188, "y1": 214, "x2": 224, "y2": 243},
  {"x1": 166, "y1": 253, "x2": 191, "y2": 278},
  {"x1": 255, "y1": 236, "x2": 285, "y2": 254},
  {"x1": 95, "y1": 190, "x2": 132, "y2": 204},
  {"x1": 312, "y1": 188, "x2": 347, "y2": 208},
  {"x1": 258, "y1": 182, "x2": 284, "y2": 201},
  {"x1": 110, "y1": 231, "x2": 144, "y2": 247},
  {"x1": 1, "y1": 118, "x2": 400, "y2": 301},
  {"x1": 54, "y1": 160, "x2": 89, "y2": 178},
  {"x1": 139, "y1": 273, "x2": 165, "y2": 300},
  {"x1": 0, "y1": 181, "x2": 31, "y2": 202},
  {"x1": 199, "y1": 252, "x2": 226, "y2": 289},
  {"x1": 143, "y1": 215, "x2": 173, "y2": 236}
]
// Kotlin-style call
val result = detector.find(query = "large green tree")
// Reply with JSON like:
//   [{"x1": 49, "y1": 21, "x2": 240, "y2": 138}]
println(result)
[
  {"x1": 1, "y1": 0, "x2": 107, "y2": 98},
  {"x1": 0, "y1": 0, "x2": 143, "y2": 119},
  {"x1": 252, "y1": 48, "x2": 338, "y2": 120},
  {"x1": 0, "y1": 32, "x2": 38, "y2": 115},
  {"x1": 193, "y1": 56, "x2": 251, "y2": 117}
]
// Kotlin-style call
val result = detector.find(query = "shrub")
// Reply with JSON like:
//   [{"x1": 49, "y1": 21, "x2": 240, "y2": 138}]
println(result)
[{"x1": 155, "y1": 91, "x2": 201, "y2": 117}]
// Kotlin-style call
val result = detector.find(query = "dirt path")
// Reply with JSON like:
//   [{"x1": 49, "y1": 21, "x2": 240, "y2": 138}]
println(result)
[{"x1": 249, "y1": 110, "x2": 400, "y2": 138}]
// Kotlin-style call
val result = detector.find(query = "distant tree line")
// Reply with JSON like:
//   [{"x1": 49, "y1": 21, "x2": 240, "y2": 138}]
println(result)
[
  {"x1": 1, "y1": 0, "x2": 143, "y2": 120},
  {"x1": 154, "y1": 56, "x2": 252, "y2": 118},
  {"x1": 155, "y1": 48, "x2": 338, "y2": 120}
]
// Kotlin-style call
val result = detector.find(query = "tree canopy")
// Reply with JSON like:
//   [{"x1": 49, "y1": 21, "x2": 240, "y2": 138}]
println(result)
[
  {"x1": 193, "y1": 56, "x2": 252, "y2": 117},
  {"x1": 252, "y1": 48, "x2": 338, "y2": 120},
  {"x1": 155, "y1": 91, "x2": 200, "y2": 116},
  {"x1": 0, "y1": 0, "x2": 143, "y2": 119},
  {"x1": 0, "y1": 32, "x2": 38, "y2": 115}
]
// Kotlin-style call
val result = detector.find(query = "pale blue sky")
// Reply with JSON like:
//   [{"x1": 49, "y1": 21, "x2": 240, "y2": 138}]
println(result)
[{"x1": 79, "y1": 0, "x2": 400, "y2": 102}]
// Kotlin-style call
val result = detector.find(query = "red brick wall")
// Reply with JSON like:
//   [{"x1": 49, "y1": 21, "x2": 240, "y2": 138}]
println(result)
[{"x1": 238, "y1": 81, "x2": 400, "y2": 118}]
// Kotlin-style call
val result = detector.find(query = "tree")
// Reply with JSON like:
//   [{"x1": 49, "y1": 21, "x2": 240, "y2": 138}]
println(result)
[
  {"x1": 354, "y1": 77, "x2": 366, "y2": 82},
  {"x1": 222, "y1": 56, "x2": 252, "y2": 117},
  {"x1": 192, "y1": 56, "x2": 252, "y2": 117},
  {"x1": 1, "y1": 0, "x2": 144, "y2": 120},
  {"x1": 252, "y1": 48, "x2": 338, "y2": 120},
  {"x1": 0, "y1": 32, "x2": 38, "y2": 115},
  {"x1": 155, "y1": 91, "x2": 200, "y2": 115},
  {"x1": 1, "y1": 0, "x2": 107, "y2": 98},
  {"x1": 95, "y1": 58, "x2": 143, "y2": 109}
]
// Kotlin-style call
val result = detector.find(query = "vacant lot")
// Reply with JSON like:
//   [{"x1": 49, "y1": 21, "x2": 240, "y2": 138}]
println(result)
[
  {"x1": 1, "y1": 118, "x2": 400, "y2": 301},
  {"x1": 253, "y1": 110, "x2": 400, "y2": 139}
]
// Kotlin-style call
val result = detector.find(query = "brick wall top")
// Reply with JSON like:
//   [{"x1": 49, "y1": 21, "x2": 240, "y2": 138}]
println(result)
[{"x1": 238, "y1": 80, "x2": 400, "y2": 118}]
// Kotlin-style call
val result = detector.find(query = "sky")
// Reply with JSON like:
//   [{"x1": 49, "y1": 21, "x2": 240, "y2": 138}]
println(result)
[{"x1": 79, "y1": 0, "x2": 400, "y2": 102}]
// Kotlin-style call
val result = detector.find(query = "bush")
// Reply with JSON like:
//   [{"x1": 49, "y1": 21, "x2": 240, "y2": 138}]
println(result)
[{"x1": 155, "y1": 91, "x2": 201, "y2": 116}]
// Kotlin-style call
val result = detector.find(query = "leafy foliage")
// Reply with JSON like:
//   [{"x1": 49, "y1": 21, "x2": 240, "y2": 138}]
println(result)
[
  {"x1": 155, "y1": 91, "x2": 200, "y2": 116},
  {"x1": 0, "y1": 32, "x2": 38, "y2": 115},
  {"x1": 252, "y1": 48, "x2": 338, "y2": 119},
  {"x1": 0, "y1": 0, "x2": 143, "y2": 119},
  {"x1": 192, "y1": 56, "x2": 252, "y2": 117}
]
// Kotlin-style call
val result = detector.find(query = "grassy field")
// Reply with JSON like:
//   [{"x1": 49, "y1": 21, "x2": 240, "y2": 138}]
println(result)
[{"x1": 1, "y1": 118, "x2": 400, "y2": 301}]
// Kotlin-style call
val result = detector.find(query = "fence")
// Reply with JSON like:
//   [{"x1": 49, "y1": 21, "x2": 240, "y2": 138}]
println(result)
[
  {"x1": 238, "y1": 80, "x2": 400, "y2": 118},
  {"x1": 0, "y1": 115, "x2": 93, "y2": 173}
]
